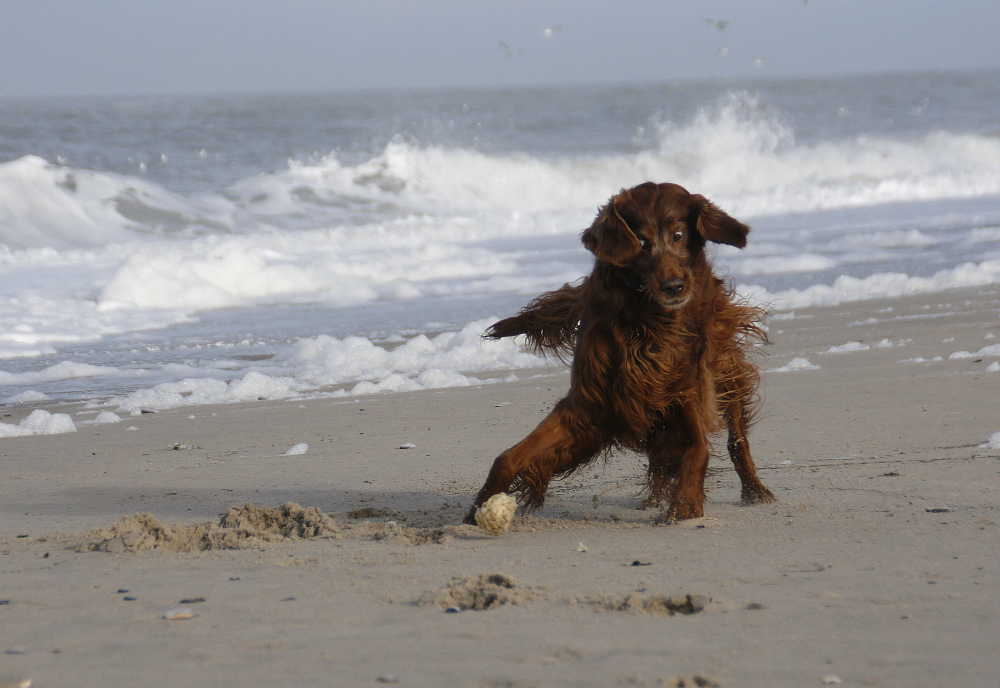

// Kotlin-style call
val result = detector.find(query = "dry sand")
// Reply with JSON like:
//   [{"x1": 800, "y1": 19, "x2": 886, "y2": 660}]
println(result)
[{"x1": 1, "y1": 285, "x2": 999, "y2": 687}]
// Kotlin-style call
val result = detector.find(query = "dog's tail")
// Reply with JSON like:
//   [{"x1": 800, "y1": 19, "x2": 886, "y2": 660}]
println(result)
[{"x1": 484, "y1": 280, "x2": 586, "y2": 362}]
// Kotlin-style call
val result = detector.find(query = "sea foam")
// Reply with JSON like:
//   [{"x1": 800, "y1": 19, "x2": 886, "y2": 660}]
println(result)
[
  {"x1": 104, "y1": 319, "x2": 552, "y2": 412},
  {"x1": 740, "y1": 260, "x2": 1000, "y2": 311},
  {"x1": 0, "y1": 409, "x2": 77, "y2": 438}
]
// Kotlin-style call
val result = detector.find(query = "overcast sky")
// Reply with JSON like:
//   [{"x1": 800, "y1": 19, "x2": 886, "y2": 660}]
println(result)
[{"x1": 1, "y1": 0, "x2": 998, "y2": 97}]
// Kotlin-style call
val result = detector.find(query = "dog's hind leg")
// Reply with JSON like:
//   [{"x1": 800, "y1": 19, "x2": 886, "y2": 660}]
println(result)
[
  {"x1": 724, "y1": 396, "x2": 776, "y2": 505},
  {"x1": 463, "y1": 400, "x2": 605, "y2": 525}
]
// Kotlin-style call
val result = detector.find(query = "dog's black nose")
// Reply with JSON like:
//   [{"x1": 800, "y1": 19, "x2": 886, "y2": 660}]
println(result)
[{"x1": 660, "y1": 279, "x2": 685, "y2": 297}]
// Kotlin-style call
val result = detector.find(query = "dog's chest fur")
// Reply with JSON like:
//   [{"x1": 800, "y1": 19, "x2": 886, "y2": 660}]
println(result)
[{"x1": 572, "y1": 301, "x2": 717, "y2": 446}]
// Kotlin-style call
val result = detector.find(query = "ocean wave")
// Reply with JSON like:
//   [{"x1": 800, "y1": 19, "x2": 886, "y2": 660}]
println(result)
[
  {"x1": 3, "y1": 92, "x2": 1000, "y2": 251},
  {"x1": 0, "y1": 155, "x2": 240, "y2": 250},
  {"x1": 93, "y1": 218, "x2": 538, "y2": 311},
  {"x1": 645, "y1": 92, "x2": 1000, "y2": 216},
  {"x1": 224, "y1": 98, "x2": 1000, "y2": 223}
]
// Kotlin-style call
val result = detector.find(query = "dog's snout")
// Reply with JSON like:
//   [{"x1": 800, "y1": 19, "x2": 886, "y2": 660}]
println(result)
[{"x1": 660, "y1": 278, "x2": 685, "y2": 297}]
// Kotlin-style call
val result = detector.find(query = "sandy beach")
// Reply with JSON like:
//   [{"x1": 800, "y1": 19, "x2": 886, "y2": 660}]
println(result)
[{"x1": 1, "y1": 285, "x2": 999, "y2": 688}]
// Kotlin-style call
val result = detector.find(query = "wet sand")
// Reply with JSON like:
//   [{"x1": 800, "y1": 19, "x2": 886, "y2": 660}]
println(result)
[{"x1": 1, "y1": 285, "x2": 999, "y2": 687}]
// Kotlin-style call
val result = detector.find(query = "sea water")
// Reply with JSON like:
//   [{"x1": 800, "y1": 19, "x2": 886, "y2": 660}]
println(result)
[{"x1": 2, "y1": 71, "x2": 1000, "y2": 415}]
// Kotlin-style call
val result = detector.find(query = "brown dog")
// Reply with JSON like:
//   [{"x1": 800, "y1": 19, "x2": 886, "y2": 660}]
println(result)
[{"x1": 465, "y1": 182, "x2": 775, "y2": 523}]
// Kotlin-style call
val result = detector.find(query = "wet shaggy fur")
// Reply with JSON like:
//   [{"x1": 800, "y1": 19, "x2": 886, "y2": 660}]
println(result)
[{"x1": 464, "y1": 182, "x2": 776, "y2": 523}]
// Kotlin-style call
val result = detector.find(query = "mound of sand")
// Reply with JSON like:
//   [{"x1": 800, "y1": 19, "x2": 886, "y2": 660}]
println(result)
[
  {"x1": 567, "y1": 592, "x2": 708, "y2": 616},
  {"x1": 344, "y1": 506, "x2": 405, "y2": 520},
  {"x1": 218, "y1": 502, "x2": 336, "y2": 538},
  {"x1": 86, "y1": 502, "x2": 341, "y2": 553},
  {"x1": 418, "y1": 573, "x2": 540, "y2": 610},
  {"x1": 69, "y1": 503, "x2": 479, "y2": 553},
  {"x1": 367, "y1": 522, "x2": 451, "y2": 545}
]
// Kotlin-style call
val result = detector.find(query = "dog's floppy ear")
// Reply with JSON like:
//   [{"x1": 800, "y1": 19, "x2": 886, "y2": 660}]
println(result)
[
  {"x1": 689, "y1": 194, "x2": 750, "y2": 248},
  {"x1": 581, "y1": 191, "x2": 642, "y2": 266}
]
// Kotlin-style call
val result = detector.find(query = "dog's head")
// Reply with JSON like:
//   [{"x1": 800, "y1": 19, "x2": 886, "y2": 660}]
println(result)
[{"x1": 581, "y1": 182, "x2": 749, "y2": 309}]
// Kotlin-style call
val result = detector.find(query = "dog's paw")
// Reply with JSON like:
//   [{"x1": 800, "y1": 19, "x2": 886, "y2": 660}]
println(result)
[
  {"x1": 461, "y1": 507, "x2": 479, "y2": 525},
  {"x1": 741, "y1": 486, "x2": 777, "y2": 505},
  {"x1": 638, "y1": 496, "x2": 663, "y2": 510},
  {"x1": 659, "y1": 498, "x2": 705, "y2": 523}
]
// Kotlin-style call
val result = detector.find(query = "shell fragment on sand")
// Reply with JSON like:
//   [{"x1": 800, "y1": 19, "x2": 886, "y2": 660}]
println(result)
[
  {"x1": 0, "y1": 679, "x2": 32, "y2": 688},
  {"x1": 474, "y1": 493, "x2": 517, "y2": 536}
]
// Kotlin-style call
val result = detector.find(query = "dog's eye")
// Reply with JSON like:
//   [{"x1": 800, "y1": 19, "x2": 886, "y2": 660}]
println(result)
[
  {"x1": 672, "y1": 230, "x2": 685, "y2": 242},
  {"x1": 638, "y1": 238, "x2": 649, "y2": 250}
]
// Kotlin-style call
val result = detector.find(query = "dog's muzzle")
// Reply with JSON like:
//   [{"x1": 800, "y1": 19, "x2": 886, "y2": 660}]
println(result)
[{"x1": 660, "y1": 278, "x2": 685, "y2": 298}]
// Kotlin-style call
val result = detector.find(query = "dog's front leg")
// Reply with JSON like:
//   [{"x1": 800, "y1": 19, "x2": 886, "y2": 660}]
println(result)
[
  {"x1": 659, "y1": 405, "x2": 711, "y2": 522},
  {"x1": 726, "y1": 408, "x2": 776, "y2": 505},
  {"x1": 463, "y1": 401, "x2": 603, "y2": 524},
  {"x1": 643, "y1": 412, "x2": 686, "y2": 509},
  {"x1": 718, "y1": 377, "x2": 777, "y2": 505}
]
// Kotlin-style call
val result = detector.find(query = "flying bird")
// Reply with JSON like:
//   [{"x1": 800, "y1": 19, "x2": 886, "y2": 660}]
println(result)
[
  {"x1": 497, "y1": 41, "x2": 523, "y2": 59},
  {"x1": 542, "y1": 24, "x2": 563, "y2": 39},
  {"x1": 705, "y1": 18, "x2": 729, "y2": 31}
]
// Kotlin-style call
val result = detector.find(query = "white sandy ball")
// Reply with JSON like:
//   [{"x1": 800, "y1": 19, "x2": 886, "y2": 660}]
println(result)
[{"x1": 474, "y1": 493, "x2": 518, "y2": 536}]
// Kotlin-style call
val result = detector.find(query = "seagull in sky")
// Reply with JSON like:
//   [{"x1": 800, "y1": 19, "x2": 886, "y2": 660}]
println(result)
[
  {"x1": 542, "y1": 24, "x2": 563, "y2": 39},
  {"x1": 497, "y1": 41, "x2": 523, "y2": 59}
]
